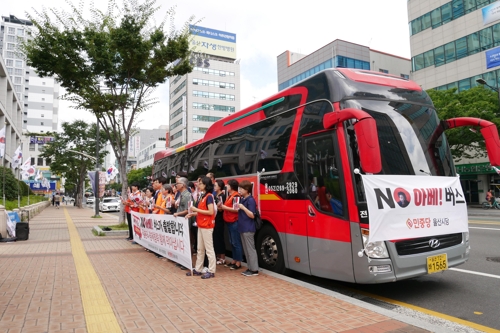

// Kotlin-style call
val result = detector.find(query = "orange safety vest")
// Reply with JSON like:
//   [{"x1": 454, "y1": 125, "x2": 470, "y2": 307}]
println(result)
[
  {"x1": 223, "y1": 192, "x2": 240, "y2": 223},
  {"x1": 152, "y1": 190, "x2": 164, "y2": 214},
  {"x1": 196, "y1": 193, "x2": 216, "y2": 229}
]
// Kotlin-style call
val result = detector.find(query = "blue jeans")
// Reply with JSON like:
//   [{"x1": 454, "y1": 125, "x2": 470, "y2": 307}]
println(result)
[{"x1": 226, "y1": 221, "x2": 243, "y2": 262}]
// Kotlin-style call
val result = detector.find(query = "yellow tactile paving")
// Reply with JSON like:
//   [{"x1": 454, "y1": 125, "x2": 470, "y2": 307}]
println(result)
[{"x1": 63, "y1": 208, "x2": 122, "y2": 333}]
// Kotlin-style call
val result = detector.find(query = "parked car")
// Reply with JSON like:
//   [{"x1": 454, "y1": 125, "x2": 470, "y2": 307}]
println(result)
[
  {"x1": 64, "y1": 196, "x2": 75, "y2": 204},
  {"x1": 86, "y1": 196, "x2": 95, "y2": 205},
  {"x1": 99, "y1": 197, "x2": 120, "y2": 212}
]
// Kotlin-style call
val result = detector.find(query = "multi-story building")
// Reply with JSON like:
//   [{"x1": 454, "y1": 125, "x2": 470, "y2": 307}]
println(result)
[
  {"x1": 0, "y1": 54, "x2": 23, "y2": 180},
  {"x1": 408, "y1": 0, "x2": 500, "y2": 203},
  {"x1": 168, "y1": 25, "x2": 240, "y2": 148},
  {"x1": 1, "y1": 14, "x2": 60, "y2": 175},
  {"x1": 126, "y1": 127, "x2": 167, "y2": 172},
  {"x1": 277, "y1": 39, "x2": 410, "y2": 91},
  {"x1": 137, "y1": 140, "x2": 166, "y2": 169}
]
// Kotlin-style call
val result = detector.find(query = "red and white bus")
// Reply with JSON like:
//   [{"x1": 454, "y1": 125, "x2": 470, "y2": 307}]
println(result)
[{"x1": 154, "y1": 68, "x2": 500, "y2": 283}]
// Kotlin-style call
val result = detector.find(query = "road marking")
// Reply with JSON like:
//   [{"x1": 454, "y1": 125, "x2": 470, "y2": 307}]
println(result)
[
  {"x1": 469, "y1": 220, "x2": 500, "y2": 225},
  {"x1": 63, "y1": 208, "x2": 122, "y2": 333},
  {"x1": 448, "y1": 268, "x2": 500, "y2": 280},
  {"x1": 349, "y1": 289, "x2": 500, "y2": 333},
  {"x1": 469, "y1": 227, "x2": 500, "y2": 231}
]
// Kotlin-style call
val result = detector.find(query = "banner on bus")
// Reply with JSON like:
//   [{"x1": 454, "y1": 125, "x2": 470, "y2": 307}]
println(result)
[
  {"x1": 361, "y1": 175, "x2": 468, "y2": 243},
  {"x1": 131, "y1": 211, "x2": 192, "y2": 269}
]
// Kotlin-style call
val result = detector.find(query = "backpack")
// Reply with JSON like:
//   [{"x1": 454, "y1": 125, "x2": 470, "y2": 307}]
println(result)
[{"x1": 254, "y1": 209, "x2": 263, "y2": 230}]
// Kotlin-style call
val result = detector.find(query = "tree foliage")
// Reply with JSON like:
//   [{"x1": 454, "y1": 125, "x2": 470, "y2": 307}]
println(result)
[
  {"x1": 39, "y1": 120, "x2": 107, "y2": 207},
  {"x1": 127, "y1": 165, "x2": 152, "y2": 189},
  {"x1": 0, "y1": 167, "x2": 24, "y2": 201},
  {"x1": 427, "y1": 86, "x2": 500, "y2": 161},
  {"x1": 23, "y1": 0, "x2": 194, "y2": 220}
]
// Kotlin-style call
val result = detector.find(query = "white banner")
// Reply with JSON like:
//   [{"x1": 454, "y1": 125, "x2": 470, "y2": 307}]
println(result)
[
  {"x1": 6, "y1": 212, "x2": 17, "y2": 237},
  {"x1": 361, "y1": 175, "x2": 468, "y2": 243},
  {"x1": 131, "y1": 211, "x2": 192, "y2": 269}
]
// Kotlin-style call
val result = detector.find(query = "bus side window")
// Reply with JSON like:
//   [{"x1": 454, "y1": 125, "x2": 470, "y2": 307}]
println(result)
[{"x1": 305, "y1": 133, "x2": 345, "y2": 216}]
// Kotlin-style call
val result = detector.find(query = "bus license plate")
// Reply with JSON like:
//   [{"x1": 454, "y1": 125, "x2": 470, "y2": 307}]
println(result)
[{"x1": 427, "y1": 253, "x2": 448, "y2": 274}]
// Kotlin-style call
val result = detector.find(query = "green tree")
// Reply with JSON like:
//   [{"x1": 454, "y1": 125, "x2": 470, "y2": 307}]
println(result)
[
  {"x1": 39, "y1": 120, "x2": 107, "y2": 208},
  {"x1": 427, "y1": 86, "x2": 500, "y2": 161},
  {"x1": 0, "y1": 167, "x2": 24, "y2": 201},
  {"x1": 127, "y1": 165, "x2": 153, "y2": 189},
  {"x1": 23, "y1": 0, "x2": 194, "y2": 221}
]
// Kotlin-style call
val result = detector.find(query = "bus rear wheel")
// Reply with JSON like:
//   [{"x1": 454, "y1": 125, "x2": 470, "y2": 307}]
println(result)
[{"x1": 256, "y1": 224, "x2": 285, "y2": 273}]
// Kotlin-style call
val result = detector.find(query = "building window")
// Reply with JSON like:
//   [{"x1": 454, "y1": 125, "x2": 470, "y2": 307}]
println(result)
[
  {"x1": 400, "y1": 74, "x2": 409, "y2": 80},
  {"x1": 7, "y1": 43, "x2": 15, "y2": 50},
  {"x1": 14, "y1": 85, "x2": 21, "y2": 93},
  {"x1": 17, "y1": 28, "x2": 24, "y2": 36},
  {"x1": 29, "y1": 143, "x2": 35, "y2": 151},
  {"x1": 31, "y1": 157, "x2": 35, "y2": 165},
  {"x1": 14, "y1": 68, "x2": 22, "y2": 75},
  {"x1": 15, "y1": 60, "x2": 22, "y2": 68},
  {"x1": 41, "y1": 98, "x2": 45, "y2": 101},
  {"x1": 379, "y1": 69, "x2": 389, "y2": 74},
  {"x1": 7, "y1": 35, "x2": 15, "y2": 42},
  {"x1": 14, "y1": 77, "x2": 21, "y2": 84},
  {"x1": 41, "y1": 114, "x2": 44, "y2": 117},
  {"x1": 42, "y1": 82, "x2": 46, "y2": 85},
  {"x1": 46, "y1": 158, "x2": 51, "y2": 165},
  {"x1": 6, "y1": 59, "x2": 13, "y2": 67},
  {"x1": 7, "y1": 68, "x2": 13, "y2": 74},
  {"x1": 41, "y1": 122, "x2": 44, "y2": 125},
  {"x1": 8, "y1": 27, "x2": 15, "y2": 34},
  {"x1": 37, "y1": 158, "x2": 43, "y2": 166}
]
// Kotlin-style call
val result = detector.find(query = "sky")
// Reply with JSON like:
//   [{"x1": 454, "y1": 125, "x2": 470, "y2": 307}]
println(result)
[{"x1": 3, "y1": 0, "x2": 411, "y2": 131}]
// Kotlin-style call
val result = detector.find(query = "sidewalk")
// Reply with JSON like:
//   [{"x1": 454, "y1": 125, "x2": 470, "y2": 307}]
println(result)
[{"x1": 0, "y1": 206, "x2": 457, "y2": 333}]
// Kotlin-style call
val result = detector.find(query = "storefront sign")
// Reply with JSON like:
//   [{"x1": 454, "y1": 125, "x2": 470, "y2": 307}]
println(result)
[
  {"x1": 189, "y1": 25, "x2": 237, "y2": 60},
  {"x1": 483, "y1": 1, "x2": 500, "y2": 26},
  {"x1": 29, "y1": 136, "x2": 54, "y2": 145},
  {"x1": 486, "y1": 46, "x2": 500, "y2": 69}
]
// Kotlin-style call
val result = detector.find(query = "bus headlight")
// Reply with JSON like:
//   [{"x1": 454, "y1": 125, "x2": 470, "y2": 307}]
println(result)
[
  {"x1": 361, "y1": 229, "x2": 389, "y2": 259},
  {"x1": 464, "y1": 231, "x2": 469, "y2": 242}
]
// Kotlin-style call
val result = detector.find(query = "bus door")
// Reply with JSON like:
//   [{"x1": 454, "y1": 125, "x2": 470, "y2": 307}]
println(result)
[{"x1": 302, "y1": 132, "x2": 353, "y2": 280}]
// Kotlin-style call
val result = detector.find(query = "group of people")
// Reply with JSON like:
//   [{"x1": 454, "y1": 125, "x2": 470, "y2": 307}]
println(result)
[{"x1": 121, "y1": 173, "x2": 260, "y2": 280}]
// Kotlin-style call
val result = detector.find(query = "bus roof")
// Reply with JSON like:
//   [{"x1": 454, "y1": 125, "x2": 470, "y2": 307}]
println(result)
[{"x1": 155, "y1": 68, "x2": 423, "y2": 160}]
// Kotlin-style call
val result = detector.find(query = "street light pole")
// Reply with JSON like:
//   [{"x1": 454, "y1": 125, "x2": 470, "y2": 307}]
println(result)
[
  {"x1": 95, "y1": 120, "x2": 100, "y2": 217},
  {"x1": 476, "y1": 78, "x2": 500, "y2": 104}
]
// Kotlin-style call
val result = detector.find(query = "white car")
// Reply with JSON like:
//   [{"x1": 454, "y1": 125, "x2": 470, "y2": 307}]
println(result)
[
  {"x1": 99, "y1": 197, "x2": 120, "y2": 212},
  {"x1": 86, "y1": 196, "x2": 95, "y2": 205}
]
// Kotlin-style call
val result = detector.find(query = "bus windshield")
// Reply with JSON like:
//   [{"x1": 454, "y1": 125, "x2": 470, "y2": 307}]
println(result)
[{"x1": 344, "y1": 98, "x2": 456, "y2": 200}]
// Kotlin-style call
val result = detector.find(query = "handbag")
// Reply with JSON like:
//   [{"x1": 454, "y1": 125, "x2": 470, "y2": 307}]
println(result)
[{"x1": 254, "y1": 209, "x2": 263, "y2": 230}]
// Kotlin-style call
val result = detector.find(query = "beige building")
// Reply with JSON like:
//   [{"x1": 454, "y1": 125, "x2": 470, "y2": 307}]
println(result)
[
  {"x1": 277, "y1": 39, "x2": 410, "y2": 91},
  {"x1": 408, "y1": 0, "x2": 500, "y2": 203},
  {"x1": 168, "y1": 25, "x2": 240, "y2": 148}
]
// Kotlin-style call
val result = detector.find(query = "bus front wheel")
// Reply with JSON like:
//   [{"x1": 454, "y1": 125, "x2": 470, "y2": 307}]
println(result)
[{"x1": 256, "y1": 224, "x2": 285, "y2": 274}]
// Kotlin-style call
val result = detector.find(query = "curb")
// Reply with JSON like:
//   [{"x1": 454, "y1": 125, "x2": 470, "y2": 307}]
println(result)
[{"x1": 92, "y1": 225, "x2": 128, "y2": 236}]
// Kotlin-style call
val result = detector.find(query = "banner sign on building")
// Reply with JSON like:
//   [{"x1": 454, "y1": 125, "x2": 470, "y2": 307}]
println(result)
[
  {"x1": 361, "y1": 175, "x2": 468, "y2": 243},
  {"x1": 26, "y1": 180, "x2": 56, "y2": 190},
  {"x1": 486, "y1": 46, "x2": 500, "y2": 69},
  {"x1": 189, "y1": 25, "x2": 236, "y2": 60},
  {"x1": 482, "y1": 1, "x2": 500, "y2": 26},
  {"x1": 29, "y1": 136, "x2": 55, "y2": 145},
  {"x1": 131, "y1": 211, "x2": 192, "y2": 269}
]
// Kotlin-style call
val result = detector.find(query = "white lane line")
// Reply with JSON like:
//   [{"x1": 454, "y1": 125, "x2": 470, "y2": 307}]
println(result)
[
  {"x1": 449, "y1": 268, "x2": 500, "y2": 279},
  {"x1": 469, "y1": 227, "x2": 500, "y2": 231}
]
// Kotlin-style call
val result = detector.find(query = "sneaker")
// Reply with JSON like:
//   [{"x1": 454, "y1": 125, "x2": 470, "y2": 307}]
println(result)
[
  {"x1": 241, "y1": 269, "x2": 251, "y2": 275},
  {"x1": 186, "y1": 269, "x2": 202, "y2": 276},
  {"x1": 224, "y1": 262, "x2": 234, "y2": 268},
  {"x1": 202, "y1": 267, "x2": 209, "y2": 273},
  {"x1": 201, "y1": 272, "x2": 214, "y2": 279},
  {"x1": 242, "y1": 270, "x2": 259, "y2": 276},
  {"x1": 180, "y1": 266, "x2": 188, "y2": 270},
  {"x1": 230, "y1": 264, "x2": 242, "y2": 270}
]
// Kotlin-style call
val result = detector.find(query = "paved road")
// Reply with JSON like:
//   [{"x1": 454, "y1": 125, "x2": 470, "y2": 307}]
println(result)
[{"x1": 288, "y1": 208, "x2": 500, "y2": 332}]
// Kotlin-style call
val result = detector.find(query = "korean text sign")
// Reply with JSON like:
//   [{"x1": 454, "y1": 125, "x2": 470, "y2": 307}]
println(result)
[
  {"x1": 361, "y1": 175, "x2": 468, "y2": 243},
  {"x1": 131, "y1": 212, "x2": 192, "y2": 269}
]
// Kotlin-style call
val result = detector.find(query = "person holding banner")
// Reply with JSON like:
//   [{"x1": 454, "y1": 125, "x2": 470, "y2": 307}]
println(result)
[
  {"x1": 237, "y1": 180, "x2": 259, "y2": 277},
  {"x1": 120, "y1": 186, "x2": 133, "y2": 241},
  {"x1": 155, "y1": 184, "x2": 175, "y2": 214},
  {"x1": 152, "y1": 176, "x2": 167, "y2": 214},
  {"x1": 213, "y1": 179, "x2": 227, "y2": 265},
  {"x1": 186, "y1": 176, "x2": 216, "y2": 279},
  {"x1": 221, "y1": 179, "x2": 243, "y2": 270}
]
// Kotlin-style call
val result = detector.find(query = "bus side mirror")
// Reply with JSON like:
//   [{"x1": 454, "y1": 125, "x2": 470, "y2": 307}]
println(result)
[
  {"x1": 323, "y1": 108, "x2": 382, "y2": 174},
  {"x1": 443, "y1": 117, "x2": 500, "y2": 166}
]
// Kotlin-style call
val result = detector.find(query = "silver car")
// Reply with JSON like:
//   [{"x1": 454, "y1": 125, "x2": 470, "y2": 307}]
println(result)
[{"x1": 99, "y1": 197, "x2": 120, "y2": 212}]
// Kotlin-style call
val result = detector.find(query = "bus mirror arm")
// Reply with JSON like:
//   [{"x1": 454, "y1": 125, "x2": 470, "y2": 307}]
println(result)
[
  {"x1": 443, "y1": 117, "x2": 500, "y2": 166},
  {"x1": 323, "y1": 108, "x2": 382, "y2": 174}
]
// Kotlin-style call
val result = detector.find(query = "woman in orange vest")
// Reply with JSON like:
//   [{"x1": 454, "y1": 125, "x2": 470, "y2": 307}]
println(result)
[
  {"x1": 186, "y1": 176, "x2": 216, "y2": 279},
  {"x1": 220, "y1": 179, "x2": 242, "y2": 269}
]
